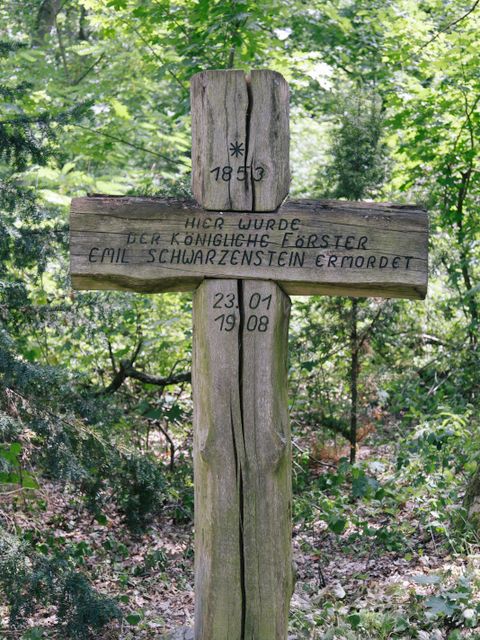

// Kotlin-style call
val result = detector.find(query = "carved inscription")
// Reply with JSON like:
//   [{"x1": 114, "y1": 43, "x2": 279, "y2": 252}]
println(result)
[
  {"x1": 191, "y1": 70, "x2": 290, "y2": 211},
  {"x1": 211, "y1": 290, "x2": 273, "y2": 333},
  {"x1": 70, "y1": 197, "x2": 428, "y2": 298},
  {"x1": 229, "y1": 140, "x2": 244, "y2": 158},
  {"x1": 85, "y1": 215, "x2": 414, "y2": 272},
  {"x1": 210, "y1": 165, "x2": 265, "y2": 183},
  {"x1": 210, "y1": 141, "x2": 265, "y2": 184}
]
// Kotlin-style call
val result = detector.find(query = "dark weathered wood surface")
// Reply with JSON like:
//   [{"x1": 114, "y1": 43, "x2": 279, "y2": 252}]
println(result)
[
  {"x1": 193, "y1": 279, "x2": 292, "y2": 640},
  {"x1": 191, "y1": 70, "x2": 289, "y2": 212},
  {"x1": 70, "y1": 196, "x2": 428, "y2": 299}
]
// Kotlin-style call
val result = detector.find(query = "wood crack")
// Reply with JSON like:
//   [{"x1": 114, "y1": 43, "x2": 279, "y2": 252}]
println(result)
[
  {"x1": 245, "y1": 74, "x2": 254, "y2": 212},
  {"x1": 237, "y1": 279, "x2": 247, "y2": 638}
]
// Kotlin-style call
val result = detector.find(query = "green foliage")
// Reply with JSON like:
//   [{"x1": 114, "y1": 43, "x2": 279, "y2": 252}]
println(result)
[
  {"x1": 0, "y1": 27, "x2": 192, "y2": 632},
  {"x1": 0, "y1": 441, "x2": 38, "y2": 488},
  {"x1": 413, "y1": 572, "x2": 480, "y2": 628},
  {"x1": 321, "y1": 91, "x2": 389, "y2": 201},
  {"x1": 1, "y1": 0, "x2": 480, "y2": 635},
  {"x1": 0, "y1": 530, "x2": 121, "y2": 638},
  {"x1": 293, "y1": 406, "x2": 480, "y2": 568},
  {"x1": 115, "y1": 453, "x2": 166, "y2": 531},
  {"x1": 395, "y1": 408, "x2": 480, "y2": 550}
]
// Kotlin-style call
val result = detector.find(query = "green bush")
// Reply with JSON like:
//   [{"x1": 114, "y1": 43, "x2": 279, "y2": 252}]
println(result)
[{"x1": 0, "y1": 531, "x2": 121, "y2": 638}]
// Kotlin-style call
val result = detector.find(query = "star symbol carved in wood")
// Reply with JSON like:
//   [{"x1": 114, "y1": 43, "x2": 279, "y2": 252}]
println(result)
[{"x1": 229, "y1": 140, "x2": 245, "y2": 158}]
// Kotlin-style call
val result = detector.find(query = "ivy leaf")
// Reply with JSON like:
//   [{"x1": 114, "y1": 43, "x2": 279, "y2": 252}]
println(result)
[
  {"x1": 347, "y1": 613, "x2": 361, "y2": 629},
  {"x1": 126, "y1": 613, "x2": 143, "y2": 625},
  {"x1": 425, "y1": 596, "x2": 455, "y2": 617},
  {"x1": 328, "y1": 516, "x2": 347, "y2": 535}
]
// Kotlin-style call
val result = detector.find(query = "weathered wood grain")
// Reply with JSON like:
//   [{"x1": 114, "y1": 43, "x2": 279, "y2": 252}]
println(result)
[
  {"x1": 248, "y1": 70, "x2": 290, "y2": 211},
  {"x1": 191, "y1": 70, "x2": 250, "y2": 211},
  {"x1": 193, "y1": 280, "x2": 243, "y2": 639},
  {"x1": 70, "y1": 196, "x2": 428, "y2": 299},
  {"x1": 240, "y1": 280, "x2": 292, "y2": 638},
  {"x1": 190, "y1": 70, "x2": 289, "y2": 212},
  {"x1": 192, "y1": 279, "x2": 292, "y2": 640}
]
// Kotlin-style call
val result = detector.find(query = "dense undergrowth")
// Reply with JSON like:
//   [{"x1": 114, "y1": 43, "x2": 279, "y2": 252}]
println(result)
[{"x1": 2, "y1": 399, "x2": 479, "y2": 638}]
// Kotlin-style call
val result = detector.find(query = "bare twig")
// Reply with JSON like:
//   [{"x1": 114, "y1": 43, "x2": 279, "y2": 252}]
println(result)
[
  {"x1": 121, "y1": 19, "x2": 187, "y2": 91},
  {"x1": 154, "y1": 420, "x2": 176, "y2": 470},
  {"x1": 357, "y1": 302, "x2": 387, "y2": 351},
  {"x1": 71, "y1": 52, "x2": 106, "y2": 86},
  {"x1": 291, "y1": 439, "x2": 337, "y2": 468},
  {"x1": 418, "y1": 0, "x2": 480, "y2": 51},
  {"x1": 72, "y1": 123, "x2": 190, "y2": 167}
]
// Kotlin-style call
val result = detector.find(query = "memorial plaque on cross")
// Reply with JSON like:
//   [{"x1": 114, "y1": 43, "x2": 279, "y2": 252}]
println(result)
[{"x1": 70, "y1": 69, "x2": 428, "y2": 640}]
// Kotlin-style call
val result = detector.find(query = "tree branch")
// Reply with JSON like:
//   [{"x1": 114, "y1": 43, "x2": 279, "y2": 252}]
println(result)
[
  {"x1": 72, "y1": 123, "x2": 190, "y2": 168},
  {"x1": 71, "y1": 53, "x2": 106, "y2": 86},
  {"x1": 419, "y1": 0, "x2": 480, "y2": 51},
  {"x1": 121, "y1": 19, "x2": 187, "y2": 91},
  {"x1": 106, "y1": 338, "x2": 117, "y2": 375},
  {"x1": 101, "y1": 359, "x2": 191, "y2": 395},
  {"x1": 124, "y1": 363, "x2": 191, "y2": 387},
  {"x1": 154, "y1": 420, "x2": 176, "y2": 470},
  {"x1": 357, "y1": 302, "x2": 386, "y2": 352}
]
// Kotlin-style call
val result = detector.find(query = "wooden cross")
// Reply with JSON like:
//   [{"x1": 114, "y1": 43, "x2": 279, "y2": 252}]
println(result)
[{"x1": 70, "y1": 70, "x2": 428, "y2": 640}]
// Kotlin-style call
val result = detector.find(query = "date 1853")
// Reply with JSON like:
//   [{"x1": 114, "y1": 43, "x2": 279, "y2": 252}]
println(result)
[{"x1": 210, "y1": 165, "x2": 265, "y2": 183}]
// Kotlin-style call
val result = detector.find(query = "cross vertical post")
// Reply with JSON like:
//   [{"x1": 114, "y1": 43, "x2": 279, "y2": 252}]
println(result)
[{"x1": 191, "y1": 70, "x2": 293, "y2": 639}]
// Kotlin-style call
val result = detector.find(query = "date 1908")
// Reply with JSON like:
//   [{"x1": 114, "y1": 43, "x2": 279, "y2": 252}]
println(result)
[{"x1": 212, "y1": 291, "x2": 271, "y2": 332}]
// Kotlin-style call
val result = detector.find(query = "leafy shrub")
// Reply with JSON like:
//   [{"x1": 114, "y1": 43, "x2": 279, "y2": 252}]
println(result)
[
  {"x1": 0, "y1": 332, "x2": 178, "y2": 530},
  {"x1": 412, "y1": 573, "x2": 480, "y2": 631},
  {"x1": 396, "y1": 408, "x2": 480, "y2": 548}
]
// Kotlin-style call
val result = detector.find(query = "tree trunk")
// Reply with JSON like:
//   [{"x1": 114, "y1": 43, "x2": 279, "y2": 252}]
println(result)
[
  {"x1": 34, "y1": 0, "x2": 62, "y2": 42},
  {"x1": 350, "y1": 298, "x2": 358, "y2": 464}
]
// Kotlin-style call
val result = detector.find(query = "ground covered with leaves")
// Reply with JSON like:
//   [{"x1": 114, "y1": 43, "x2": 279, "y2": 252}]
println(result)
[{"x1": 1, "y1": 417, "x2": 479, "y2": 640}]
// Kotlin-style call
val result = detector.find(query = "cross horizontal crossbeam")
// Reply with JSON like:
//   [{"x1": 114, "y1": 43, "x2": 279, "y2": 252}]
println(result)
[{"x1": 70, "y1": 196, "x2": 427, "y2": 299}]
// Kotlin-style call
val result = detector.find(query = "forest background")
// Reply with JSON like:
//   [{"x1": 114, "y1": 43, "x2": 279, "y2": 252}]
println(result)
[{"x1": 1, "y1": 0, "x2": 480, "y2": 638}]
